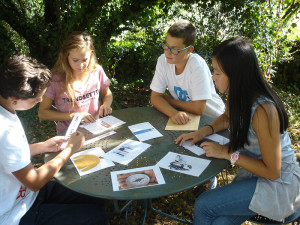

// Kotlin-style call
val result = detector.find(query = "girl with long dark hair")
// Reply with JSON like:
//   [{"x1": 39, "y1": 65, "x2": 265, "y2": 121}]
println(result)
[{"x1": 176, "y1": 37, "x2": 300, "y2": 224}]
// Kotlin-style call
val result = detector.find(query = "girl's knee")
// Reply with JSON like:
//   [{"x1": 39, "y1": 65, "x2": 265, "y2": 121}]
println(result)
[{"x1": 194, "y1": 193, "x2": 207, "y2": 212}]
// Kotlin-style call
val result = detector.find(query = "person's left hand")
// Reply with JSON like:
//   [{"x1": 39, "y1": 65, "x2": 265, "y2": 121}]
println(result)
[
  {"x1": 200, "y1": 141, "x2": 228, "y2": 159},
  {"x1": 99, "y1": 104, "x2": 112, "y2": 117},
  {"x1": 43, "y1": 136, "x2": 65, "y2": 153}
]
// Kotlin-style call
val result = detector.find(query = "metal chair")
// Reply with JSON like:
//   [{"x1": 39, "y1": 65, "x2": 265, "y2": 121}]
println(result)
[{"x1": 248, "y1": 207, "x2": 300, "y2": 225}]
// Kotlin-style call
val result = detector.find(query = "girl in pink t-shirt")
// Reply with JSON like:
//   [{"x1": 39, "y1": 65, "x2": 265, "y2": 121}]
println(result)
[{"x1": 38, "y1": 32, "x2": 113, "y2": 134}]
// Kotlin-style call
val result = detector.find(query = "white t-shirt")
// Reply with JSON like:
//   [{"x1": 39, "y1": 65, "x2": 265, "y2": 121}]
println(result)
[
  {"x1": 150, "y1": 53, "x2": 225, "y2": 118},
  {"x1": 0, "y1": 105, "x2": 38, "y2": 225}
]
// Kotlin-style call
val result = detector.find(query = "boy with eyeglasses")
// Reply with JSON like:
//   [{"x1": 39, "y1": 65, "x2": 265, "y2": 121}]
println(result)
[{"x1": 150, "y1": 20, "x2": 225, "y2": 125}]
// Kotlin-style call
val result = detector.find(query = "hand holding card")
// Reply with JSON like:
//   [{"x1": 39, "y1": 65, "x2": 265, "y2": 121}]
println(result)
[{"x1": 60, "y1": 113, "x2": 83, "y2": 149}]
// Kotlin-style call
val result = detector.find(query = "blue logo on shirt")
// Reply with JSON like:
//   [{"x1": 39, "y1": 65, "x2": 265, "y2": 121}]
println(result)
[{"x1": 174, "y1": 86, "x2": 191, "y2": 101}]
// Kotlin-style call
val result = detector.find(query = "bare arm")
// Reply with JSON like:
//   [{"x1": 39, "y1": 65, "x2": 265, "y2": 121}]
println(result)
[
  {"x1": 151, "y1": 91, "x2": 191, "y2": 125},
  {"x1": 38, "y1": 96, "x2": 74, "y2": 122},
  {"x1": 99, "y1": 87, "x2": 113, "y2": 117},
  {"x1": 13, "y1": 132, "x2": 85, "y2": 192},
  {"x1": 233, "y1": 103, "x2": 281, "y2": 179},
  {"x1": 164, "y1": 95, "x2": 206, "y2": 115},
  {"x1": 151, "y1": 91, "x2": 178, "y2": 117},
  {"x1": 175, "y1": 103, "x2": 230, "y2": 145},
  {"x1": 29, "y1": 136, "x2": 65, "y2": 156},
  {"x1": 202, "y1": 103, "x2": 282, "y2": 180}
]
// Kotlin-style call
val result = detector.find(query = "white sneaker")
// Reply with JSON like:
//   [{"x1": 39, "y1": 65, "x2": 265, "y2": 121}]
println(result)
[{"x1": 209, "y1": 177, "x2": 217, "y2": 189}]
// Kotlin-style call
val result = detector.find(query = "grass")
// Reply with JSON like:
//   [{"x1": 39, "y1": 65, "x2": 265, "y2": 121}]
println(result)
[{"x1": 18, "y1": 80, "x2": 300, "y2": 225}]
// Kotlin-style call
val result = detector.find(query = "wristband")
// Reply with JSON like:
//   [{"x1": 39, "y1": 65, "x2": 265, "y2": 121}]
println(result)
[
  {"x1": 204, "y1": 124, "x2": 214, "y2": 134},
  {"x1": 230, "y1": 151, "x2": 240, "y2": 166}
]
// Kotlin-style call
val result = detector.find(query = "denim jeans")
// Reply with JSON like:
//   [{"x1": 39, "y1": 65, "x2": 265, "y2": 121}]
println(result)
[
  {"x1": 193, "y1": 177, "x2": 258, "y2": 225},
  {"x1": 19, "y1": 181, "x2": 108, "y2": 225}
]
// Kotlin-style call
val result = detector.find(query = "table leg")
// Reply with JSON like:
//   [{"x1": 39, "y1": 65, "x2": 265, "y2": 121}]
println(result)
[
  {"x1": 112, "y1": 200, "x2": 134, "y2": 214},
  {"x1": 148, "y1": 199, "x2": 193, "y2": 225},
  {"x1": 220, "y1": 167, "x2": 229, "y2": 185},
  {"x1": 125, "y1": 200, "x2": 148, "y2": 225}
]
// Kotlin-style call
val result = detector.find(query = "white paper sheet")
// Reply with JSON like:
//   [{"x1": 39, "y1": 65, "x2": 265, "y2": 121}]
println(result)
[
  {"x1": 182, "y1": 140, "x2": 205, "y2": 156},
  {"x1": 111, "y1": 166, "x2": 165, "y2": 191},
  {"x1": 102, "y1": 139, "x2": 151, "y2": 165},
  {"x1": 80, "y1": 115, "x2": 125, "y2": 134},
  {"x1": 70, "y1": 147, "x2": 115, "y2": 176},
  {"x1": 182, "y1": 133, "x2": 229, "y2": 156},
  {"x1": 128, "y1": 122, "x2": 163, "y2": 141},
  {"x1": 157, "y1": 152, "x2": 211, "y2": 177},
  {"x1": 61, "y1": 113, "x2": 83, "y2": 149},
  {"x1": 83, "y1": 131, "x2": 116, "y2": 146},
  {"x1": 204, "y1": 134, "x2": 229, "y2": 145}
]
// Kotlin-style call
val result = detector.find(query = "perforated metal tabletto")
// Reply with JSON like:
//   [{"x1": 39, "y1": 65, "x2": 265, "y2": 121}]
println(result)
[{"x1": 45, "y1": 107, "x2": 229, "y2": 200}]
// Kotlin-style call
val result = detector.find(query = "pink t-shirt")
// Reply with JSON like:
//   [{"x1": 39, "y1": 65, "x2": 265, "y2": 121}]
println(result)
[{"x1": 45, "y1": 66, "x2": 110, "y2": 134}]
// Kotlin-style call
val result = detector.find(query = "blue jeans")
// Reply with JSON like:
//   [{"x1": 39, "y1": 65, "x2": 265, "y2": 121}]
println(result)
[
  {"x1": 20, "y1": 181, "x2": 108, "y2": 225},
  {"x1": 193, "y1": 177, "x2": 258, "y2": 225}
]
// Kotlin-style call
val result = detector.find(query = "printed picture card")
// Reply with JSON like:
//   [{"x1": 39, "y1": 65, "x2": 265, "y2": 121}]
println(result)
[
  {"x1": 81, "y1": 115, "x2": 125, "y2": 134},
  {"x1": 111, "y1": 166, "x2": 165, "y2": 191},
  {"x1": 102, "y1": 139, "x2": 151, "y2": 165},
  {"x1": 83, "y1": 131, "x2": 116, "y2": 146},
  {"x1": 128, "y1": 122, "x2": 163, "y2": 142},
  {"x1": 157, "y1": 152, "x2": 211, "y2": 177},
  {"x1": 182, "y1": 140, "x2": 205, "y2": 156},
  {"x1": 70, "y1": 147, "x2": 115, "y2": 176},
  {"x1": 165, "y1": 113, "x2": 200, "y2": 131},
  {"x1": 182, "y1": 133, "x2": 230, "y2": 156}
]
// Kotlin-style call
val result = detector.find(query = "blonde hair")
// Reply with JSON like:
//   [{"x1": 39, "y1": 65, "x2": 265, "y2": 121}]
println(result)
[{"x1": 52, "y1": 31, "x2": 98, "y2": 106}]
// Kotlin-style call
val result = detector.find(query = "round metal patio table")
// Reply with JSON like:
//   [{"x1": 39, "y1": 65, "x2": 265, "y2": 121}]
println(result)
[{"x1": 45, "y1": 107, "x2": 229, "y2": 224}]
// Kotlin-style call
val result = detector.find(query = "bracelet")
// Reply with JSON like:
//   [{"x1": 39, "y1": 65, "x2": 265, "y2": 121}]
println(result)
[{"x1": 204, "y1": 124, "x2": 214, "y2": 134}]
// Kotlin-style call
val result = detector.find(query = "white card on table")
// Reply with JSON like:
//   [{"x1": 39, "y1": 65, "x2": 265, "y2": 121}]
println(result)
[
  {"x1": 83, "y1": 131, "x2": 116, "y2": 146},
  {"x1": 70, "y1": 147, "x2": 115, "y2": 176},
  {"x1": 111, "y1": 166, "x2": 165, "y2": 191},
  {"x1": 182, "y1": 133, "x2": 229, "y2": 156},
  {"x1": 157, "y1": 152, "x2": 211, "y2": 177},
  {"x1": 182, "y1": 140, "x2": 205, "y2": 156},
  {"x1": 102, "y1": 139, "x2": 151, "y2": 165},
  {"x1": 128, "y1": 122, "x2": 163, "y2": 142},
  {"x1": 81, "y1": 115, "x2": 125, "y2": 134},
  {"x1": 203, "y1": 134, "x2": 229, "y2": 145}
]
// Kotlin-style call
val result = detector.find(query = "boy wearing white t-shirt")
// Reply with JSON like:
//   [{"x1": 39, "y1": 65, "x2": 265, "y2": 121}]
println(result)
[
  {"x1": 0, "y1": 55, "x2": 107, "y2": 225},
  {"x1": 150, "y1": 20, "x2": 225, "y2": 125}
]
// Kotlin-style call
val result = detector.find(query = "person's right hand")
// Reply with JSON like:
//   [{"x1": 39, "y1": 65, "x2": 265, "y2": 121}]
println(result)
[
  {"x1": 80, "y1": 112, "x2": 96, "y2": 124},
  {"x1": 66, "y1": 131, "x2": 85, "y2": 153},
  {"x1": 170, "y1": 111, "x2": 191, "y2": 125},
  {"x1": 175, "y1": 130, "x2": 205, "y2": 146}
]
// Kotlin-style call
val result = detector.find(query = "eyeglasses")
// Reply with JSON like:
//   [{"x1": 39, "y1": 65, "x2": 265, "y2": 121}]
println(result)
[{"x1": 161, "y1": 43, "x2": 191, "y2": 55}]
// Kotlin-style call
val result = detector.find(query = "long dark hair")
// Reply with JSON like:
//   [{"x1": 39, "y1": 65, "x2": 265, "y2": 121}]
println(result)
[{"x1": 212, "y1": 37, "x2": 288, "y2": 152}]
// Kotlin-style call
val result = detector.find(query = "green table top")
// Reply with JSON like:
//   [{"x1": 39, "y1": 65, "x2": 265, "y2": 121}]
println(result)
[{"x1": 45, "y1": 107, "x2": 229, "y2": 200}]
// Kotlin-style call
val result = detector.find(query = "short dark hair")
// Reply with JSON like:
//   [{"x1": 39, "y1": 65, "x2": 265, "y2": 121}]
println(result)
[
  {"x1": 167, "y1": 20, "x2": 196, "y2": 46},
  {"x1": 0, "y1": 54, "x2": 51, "y2": 99}
]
